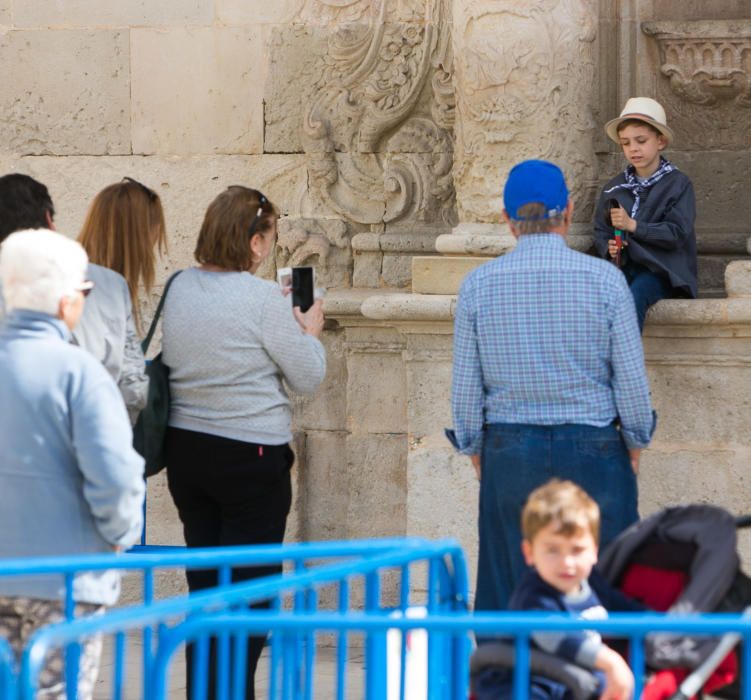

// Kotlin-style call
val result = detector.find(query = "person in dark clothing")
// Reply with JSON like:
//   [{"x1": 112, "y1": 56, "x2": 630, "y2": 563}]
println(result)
[{"x1": 593, "y1": 97, "x2": 697, "y2": 332}]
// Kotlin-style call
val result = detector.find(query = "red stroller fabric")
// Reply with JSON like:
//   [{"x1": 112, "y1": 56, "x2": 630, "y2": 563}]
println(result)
[{"x1": 620, "y1": 563, "x2": 737, "y2": 699}]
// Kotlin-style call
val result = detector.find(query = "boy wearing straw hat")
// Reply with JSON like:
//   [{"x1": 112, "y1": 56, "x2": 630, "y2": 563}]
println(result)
[{"x1": 593, "y1": 97, "x2": 697, "y2": 332}]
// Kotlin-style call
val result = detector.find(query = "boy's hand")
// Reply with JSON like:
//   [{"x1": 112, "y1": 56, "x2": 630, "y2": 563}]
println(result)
[
  {"x1": 610, "y1": 205, "x2": 636, "y2": 233},
  {"x1": 470, "y1": 454, "x2": 481, "y2": 480},
  {"x1": 607, "y1": 238, "x2": 628, "y2": 259},
  {"x1": 596, "y1": 646, "x2": 634, "y2": 700}
]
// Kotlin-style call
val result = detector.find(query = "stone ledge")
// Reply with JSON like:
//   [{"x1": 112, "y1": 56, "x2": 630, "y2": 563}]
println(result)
[{"x1": 351, "y1": 232, "x2": 440, "y2": 254}]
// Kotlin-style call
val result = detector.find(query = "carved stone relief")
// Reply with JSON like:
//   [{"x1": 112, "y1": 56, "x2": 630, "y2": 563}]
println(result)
[
  {"x1": 642, "y1": 21, "x2": 751, "y2": 150},
  {"x1": 452, "y1": 0, "x2": 599, "y2": 224},
  {"x1": 299, "y1": 0, "x2": 456, "y2": 228},
  {"x1": 276, "y1": 217, "x2": 352, "y2": 289}
]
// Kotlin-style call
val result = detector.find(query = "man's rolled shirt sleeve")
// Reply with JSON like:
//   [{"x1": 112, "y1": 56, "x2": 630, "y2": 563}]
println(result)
[
  {"x1": 609, "y1": 275, "x2": 656, "y2": 449},
  {"x1": 451, "y1": 276, "x2": 485, "y2": 454}
]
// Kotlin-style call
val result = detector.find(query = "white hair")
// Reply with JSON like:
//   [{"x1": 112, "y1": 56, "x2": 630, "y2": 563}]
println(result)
[{"x1": 0, "y1": 229, "x2": 89, "y2": 316}]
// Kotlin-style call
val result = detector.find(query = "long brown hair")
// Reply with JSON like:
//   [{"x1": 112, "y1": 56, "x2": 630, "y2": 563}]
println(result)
[
  {"x1": 79, "y1": 179, "x2": 167, "y2": 328},
  {"x1": 194, "y1": 186, "x2": 277, "y2": 271}
]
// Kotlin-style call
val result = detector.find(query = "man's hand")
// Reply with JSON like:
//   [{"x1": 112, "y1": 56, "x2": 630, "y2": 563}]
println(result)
[
  {"x1": 470, "y1": 454, "x2": 481, "y2": 481},
  {"x1": 596, "y1": 646, "x2": 634, "y2": 700},
  {"x1": 610, "y1": 204, "x2": 636, "y2": 233},
  {"x1": 628, "y1": 448, "x2": 641, "y2": 475}
]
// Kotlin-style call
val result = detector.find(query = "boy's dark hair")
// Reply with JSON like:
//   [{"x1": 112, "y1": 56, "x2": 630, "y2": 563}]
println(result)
[
  {"x1": 0, "y1": 174, "x2": 55, "y2": 243},
  {"x1": 615, "y1": 118, "x2": 662, "y2": 139}
]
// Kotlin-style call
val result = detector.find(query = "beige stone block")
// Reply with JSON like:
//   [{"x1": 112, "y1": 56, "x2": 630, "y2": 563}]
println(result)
[
  {"x1": 0, "y1": 3, "x2": 9, "y2": 25},
  {"x1": 217, "y1": 0, "x2": 306, "y2": 24},
  {"x1": 0, "y1": 30, "x2": 130, "y2": 156},
  {"x1": 353, "y1": 252, "x2": 382, "y2": 288},
  {"x1": 12, "y1": 1, "x2": 213, "y2": 27},
  {"x1": 291, "y1": 328, "x2": 347, "y2": 432},
  {"x1": 404, "y1": 338, "x2": 453, "y2": 439},
  {"x1": 11, "y1": 154, "x2": 307, "y2": 281},
  {"x1": 131, "y1": 27, "x2": 266, "y2": 155},
  {"x1": 346, "y1": 434, "x2": 407, "y2": 539},
  {"x1": 412, "y1": 256, "x2": 488, "y2": 294},
  {"x1": 726, "y1": 261, "x2": 751, "y2": 298},
  {"x1": 406, "y1": 448, "x2": 478, "y2": 594},
  {"x1": 647, "y1": 365, "x2": 751, "y2": 444},
  {"x1": 346, "y1": 341, "x2": 406, "y2": 435},
  {"x1": 381, "y1": 253, "x2": 412, "y2": 288},
  {"x1": 296, "y1": 430, "x2": 349, "y2": 541}
]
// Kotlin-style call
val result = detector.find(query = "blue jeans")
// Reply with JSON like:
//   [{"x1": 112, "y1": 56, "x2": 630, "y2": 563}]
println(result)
[
  {"x1": 623, "y1": 262, "x2": 673, "y2": 332},
  {"x1": 474, "y1": 423, "x2": 638, "y2": 612}
]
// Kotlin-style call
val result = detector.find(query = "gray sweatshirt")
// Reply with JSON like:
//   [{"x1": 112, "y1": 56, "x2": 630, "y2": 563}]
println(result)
[{"x1": 162, "y1": 268, "x2": 326, "y2": 445}]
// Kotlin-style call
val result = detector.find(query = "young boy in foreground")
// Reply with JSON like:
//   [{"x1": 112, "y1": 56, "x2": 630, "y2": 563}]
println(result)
[{"x1": 508, "y1": 480, "x2": 635, "y2": 700}]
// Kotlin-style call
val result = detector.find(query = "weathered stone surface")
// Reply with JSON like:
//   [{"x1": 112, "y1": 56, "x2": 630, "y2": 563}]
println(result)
[
  {"x1": 13, "y1": 1, "x2": 213, "y2": 27},
  {"x1": 131, "y1": 27, "x2": 265, "y2": 155},
  {"x1": 345, "y1": 434, "x2": 408, "y2": 539},
  {"x1": 0, "y1": 3, "x2": 10, "y2": 25},
  {"x1": 345, "y1": 330, "x2": 406, "y2": 435},
  {"x1": 353, "y1": 252, "x2": 383, "y2": 288},
  {"x1": 452, "y1": 1, "x2": 598, "y2": 223},
  {"x1": 404, "y1": 334, "x2": 453, "y2": 439},
  {"x1": 291, "y1": 328, "x2": 347, "y2": 432},
  {"x1": 0, "y1": 30, "x2": 130, "y2": 156},
  {"x1": 217, "y1": 1, "x2": 307, "y2": 24},
  {"x1": 361, "y1": 293, "x2": 454, "y2": 321},
  {"x1": 381, "y1": 254, "x2": 413, "y2": 288},
  {"x1": 295, "y1": 430, "x2": 349, "y2": 541},
  {"x1": 412, "y1": 255, "x2": 487, "y2": 294},
  {"x1": 725, "y1": 261, "x2": 751, "y2": 298}
]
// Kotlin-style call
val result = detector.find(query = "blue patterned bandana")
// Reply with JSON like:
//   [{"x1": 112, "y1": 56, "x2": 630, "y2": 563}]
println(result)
[{"x1": 604, "y1": 157, "x2": 676, "y2": 218}]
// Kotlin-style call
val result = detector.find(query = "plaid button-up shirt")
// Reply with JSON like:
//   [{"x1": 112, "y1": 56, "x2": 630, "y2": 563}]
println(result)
[{"x1": 450, "y1": 234, "x2": 655, "y2": 454}]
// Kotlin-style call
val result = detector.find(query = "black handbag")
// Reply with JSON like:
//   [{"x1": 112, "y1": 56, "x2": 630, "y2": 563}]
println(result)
[{"x1": 133, "y1": 271, "x2": 182, "y2": 477}]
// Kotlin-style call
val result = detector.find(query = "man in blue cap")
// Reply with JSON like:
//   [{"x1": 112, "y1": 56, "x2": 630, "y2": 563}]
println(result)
[{"x1": 449, "y1": 159, "x2": 655, "y2": 611}]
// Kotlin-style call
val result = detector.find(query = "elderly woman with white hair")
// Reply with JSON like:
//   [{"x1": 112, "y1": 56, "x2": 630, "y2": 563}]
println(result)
[{"x1": 0, "y1": 229, "x2": 145, "y2": 699}]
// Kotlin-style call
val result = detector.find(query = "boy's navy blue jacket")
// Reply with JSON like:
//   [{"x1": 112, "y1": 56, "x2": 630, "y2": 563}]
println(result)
[
  {"x1": 508, "y1": 569, "x2": 643, "y2": 669},
  {"x1": 593, "y1": 169, "x2": 697, "y2": 299}
]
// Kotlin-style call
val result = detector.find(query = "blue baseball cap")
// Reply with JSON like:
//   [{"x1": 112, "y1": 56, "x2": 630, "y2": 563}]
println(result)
[{"x1": 503, "y1": 159, "x2": 569, "y2": 220}]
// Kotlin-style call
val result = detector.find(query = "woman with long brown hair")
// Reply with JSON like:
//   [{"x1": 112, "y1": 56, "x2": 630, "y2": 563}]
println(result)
[{"x1": 77, "y1": 177, "x2": 167, "y2": 421}]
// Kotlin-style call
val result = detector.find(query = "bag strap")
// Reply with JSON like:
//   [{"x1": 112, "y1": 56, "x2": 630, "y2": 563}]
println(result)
[{"x1": 141, "y1": 270, "x2": 183, "y2": 354}]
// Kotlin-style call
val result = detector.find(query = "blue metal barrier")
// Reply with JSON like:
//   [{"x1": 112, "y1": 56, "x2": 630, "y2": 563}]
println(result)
[
  {"x1": 152, "y1": 611, "x2": 751, "y2": 700},
  {"x1": 17, "y1": 539, "x2": 468, "y2": 699},
  {"x1": 0, "y1": 637, "x2": 17, "y2": 699}
]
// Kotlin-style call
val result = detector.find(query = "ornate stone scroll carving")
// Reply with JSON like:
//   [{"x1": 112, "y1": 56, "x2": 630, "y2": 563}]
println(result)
[
  {"x1": 642, "y1": 20, "x2": 751, "y2": 150},
  {"x1": 452, "y1": 0, "x2": 599, "y2": 224},
  {"x1": 300, "y1": 0, "x2": 456, "y2": 226},
  {"x1": 643, "y1": 21, "x2": 751, "y2": 107}
]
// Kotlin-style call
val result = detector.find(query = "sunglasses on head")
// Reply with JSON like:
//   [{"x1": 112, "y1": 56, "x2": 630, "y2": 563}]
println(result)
[
  {"x1": 227, "y1": 186, "x2": 269, "y2": 238},
  {"x1": 122, "y1": 177, "x2": 158, "y2": 201},
  {"x1": 75, "y1": 280, "x2": 95, "y2": 298}
]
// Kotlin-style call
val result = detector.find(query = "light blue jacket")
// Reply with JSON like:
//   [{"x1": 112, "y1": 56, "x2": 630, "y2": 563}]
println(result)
[{"x1": 0, "y1": 311, "x2": 145, "y2": 605}]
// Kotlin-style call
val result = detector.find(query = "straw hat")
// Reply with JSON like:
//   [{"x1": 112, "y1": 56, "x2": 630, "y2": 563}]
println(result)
[{"x1": 605, "y1": 97, "x2": 674, "y2": 146}]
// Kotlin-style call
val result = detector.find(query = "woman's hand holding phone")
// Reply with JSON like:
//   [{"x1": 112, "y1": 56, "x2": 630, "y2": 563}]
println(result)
[{"x1": 293, "y1": 298, "x2": 324, "y2": 339}]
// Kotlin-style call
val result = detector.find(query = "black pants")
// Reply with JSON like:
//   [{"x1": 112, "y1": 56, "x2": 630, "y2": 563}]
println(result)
[{"x1": 165, "y1": 427, "x2": 294, "y2": 700}]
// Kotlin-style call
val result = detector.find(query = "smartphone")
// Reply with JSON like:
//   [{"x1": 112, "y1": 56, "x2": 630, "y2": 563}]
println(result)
[{"x1": 291, "y1": 266, "x2": 315, "y2": 312}]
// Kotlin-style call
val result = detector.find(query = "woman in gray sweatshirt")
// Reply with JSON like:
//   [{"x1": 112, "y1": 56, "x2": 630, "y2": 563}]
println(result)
[{"x1": 161, "y1": 186, "x2": 326, "y2": 699}]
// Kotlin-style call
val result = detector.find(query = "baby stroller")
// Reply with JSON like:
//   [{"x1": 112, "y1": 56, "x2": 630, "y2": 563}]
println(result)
[{"x1": 470, "y1": 504, "x2": 751, "y2": 700}]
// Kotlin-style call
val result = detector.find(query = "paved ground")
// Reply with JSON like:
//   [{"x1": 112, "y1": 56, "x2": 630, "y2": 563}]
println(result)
[{"x1": 94, "y1": 634, "x2": 367, "y2": 699}]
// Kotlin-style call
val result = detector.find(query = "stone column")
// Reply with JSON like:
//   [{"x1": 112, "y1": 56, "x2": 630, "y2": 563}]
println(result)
[{"x1": 446, "y1": 0, "x2": 600, "y2": 254}]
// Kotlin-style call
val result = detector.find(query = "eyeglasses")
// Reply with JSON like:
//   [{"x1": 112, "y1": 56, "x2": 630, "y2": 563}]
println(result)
[
  {"x1": 122, "y1": 177, "x2": 158, "y2": 201},
  {"x1": 227, "y1": 186, "x2": 269, "y2": 239},
  {"x1": 75, "y1": 280, "x2": 95, "y2": 297}
]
